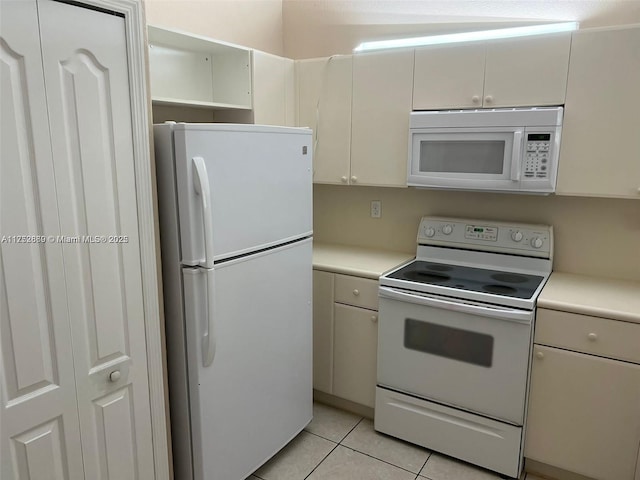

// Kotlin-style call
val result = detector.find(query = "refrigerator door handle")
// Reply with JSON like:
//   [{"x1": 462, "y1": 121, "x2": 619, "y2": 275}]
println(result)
[
  {"x1": 202, "y1": 269, "x2": 216, "y2": 367},
  {"x1": 192, "y1": 156, "x2": 214, "y2": 268}
]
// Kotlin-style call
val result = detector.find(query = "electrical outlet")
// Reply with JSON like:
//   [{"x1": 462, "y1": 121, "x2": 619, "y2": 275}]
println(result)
[{"x1": 370, "y1": 200, "x2": 381, "y2": 218}]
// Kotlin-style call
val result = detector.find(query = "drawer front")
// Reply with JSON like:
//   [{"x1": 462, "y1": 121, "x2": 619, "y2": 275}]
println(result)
[
  {"x1": 536, "y1": 308, "x2": 640, "y2": 364},
  {"x1": 334, "y1": 274, "x2": 378, "y2": 310}
]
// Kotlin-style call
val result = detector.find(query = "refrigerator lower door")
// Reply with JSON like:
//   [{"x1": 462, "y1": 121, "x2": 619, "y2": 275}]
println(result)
[{"x1": 182, "y1": 238, "x2": 312, "y2": 480}]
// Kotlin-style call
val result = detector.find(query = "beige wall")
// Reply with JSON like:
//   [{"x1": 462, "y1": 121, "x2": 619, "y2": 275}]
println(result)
[
  {"x1": 314, "y1": 185, "x2": 640, "y2": 282},
  {"x1": 144, "y1": 0, "x2": 284, "y2": 55}
]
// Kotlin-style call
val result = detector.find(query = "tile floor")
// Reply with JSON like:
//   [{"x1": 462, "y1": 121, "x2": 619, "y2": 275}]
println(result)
[{"x1": 247, "y1": 402, "x2": 545, "y2": 480}]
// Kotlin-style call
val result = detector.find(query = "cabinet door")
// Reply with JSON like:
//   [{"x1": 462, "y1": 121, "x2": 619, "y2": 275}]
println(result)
[
  {"x1": 413, "y1": 43, "x2": 485, "y2": 110},
  {"x1": 525, "y1": 346, "x2": 640, "y2": 480},
  {"x1": 253, "y1": 50, "x2": 295, "y2": 126},
  {"x1": 483, "y1": 33, "x2": 570, "y2": 108},
  {"x1": 38, "y1": 1, "x2": 154, "y2": 478},
  {"x1": 0, "y1": 1, "x2": 84, "y2": 478},
  {"x1": 351, "y1": 49, "x2": 413, "y2": 187},
  {"x1": 333, "y1": 304, "x2": 378, "y2": 408},
  {"x1": 556, "y1": 26, "x2": 640, "y2": 198},
  {"x1": 313, "y1": 270, "x2": 334, "y2": 393},
  {"x1": 297, "y1": 56, "x2": 352, "y2": 184}
]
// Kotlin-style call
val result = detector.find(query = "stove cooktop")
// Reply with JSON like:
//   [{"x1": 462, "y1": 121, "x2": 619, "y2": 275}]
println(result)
[{"x1": 387, "y1": 260, "x2": 544, "y2": 300}]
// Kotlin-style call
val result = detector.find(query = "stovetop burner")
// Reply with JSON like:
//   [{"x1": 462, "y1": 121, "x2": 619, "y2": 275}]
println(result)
[{"x1": 387, "y1": 261, "x2": 544, "y2": 299}]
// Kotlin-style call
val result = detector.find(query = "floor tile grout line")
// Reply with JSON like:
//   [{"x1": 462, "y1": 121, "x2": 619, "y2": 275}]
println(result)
[
  {"x1": 303, "y1": 429, "x2": 341, "y2": 445},
  {"x1": 337, "y1": 416, "x2": 365, "y2": 445},
  {"x1": 302, "y1": 417, "x2": 364, "y2": 480},
  {"x1": 338, "y1": 444, "x2": 427, "y2": 477},
  {"x1": 302, "y1": 441, "x2": 340, "y2": 480}
]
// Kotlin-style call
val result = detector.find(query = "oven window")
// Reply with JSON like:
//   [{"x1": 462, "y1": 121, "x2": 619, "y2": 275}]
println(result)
[
  {"x1": 404, "y1": 318, "x2": 494, "y2": 367},
  {"x1": 420, "y1": 140, "x2": 505, "y2": 174}
]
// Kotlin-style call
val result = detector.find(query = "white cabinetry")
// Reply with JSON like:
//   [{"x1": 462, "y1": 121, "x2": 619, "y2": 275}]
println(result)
[
  {"x1": 252, "y1": 50, "x2": 295, "y2": 126},
  {"x1": 296, "y1": 56, "x2": 352, "y2": 184},
  {"x1": 1, "y1": 1, "x2": 166, "y2": 478},
  {"x1": 525, "y1": 308, "x2": 640, "y2": 480},
  {"x1": 312, "y1": 270, "x2": 379, "y2": 408},
  {"x1": 148, "y1": 25, "x2": 251, "y2": 110},
  {"x1": 556, "y1": 25, "x2": 640, "y2": 198},
  {"x1": 413, "y1": 33, "x2": 570, "y2": 109},
  {"x1": 351, "y1": 49, "x2": 414, "y2": 187}
]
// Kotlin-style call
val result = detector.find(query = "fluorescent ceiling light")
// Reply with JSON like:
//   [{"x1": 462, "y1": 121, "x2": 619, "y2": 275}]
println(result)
[{"x1": 353, "y1": 22, "x2": 579, "y2": 52}]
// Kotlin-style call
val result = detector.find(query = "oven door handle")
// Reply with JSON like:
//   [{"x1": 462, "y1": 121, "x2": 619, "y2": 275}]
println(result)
[{"x1": 379, "y1": 287, "x2": 533, "y2": 324}]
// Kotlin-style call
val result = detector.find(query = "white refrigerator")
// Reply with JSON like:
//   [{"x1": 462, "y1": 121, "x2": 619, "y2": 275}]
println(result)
[{"x1": 154, "y1": 123, "x2": 313, "y2": 480}]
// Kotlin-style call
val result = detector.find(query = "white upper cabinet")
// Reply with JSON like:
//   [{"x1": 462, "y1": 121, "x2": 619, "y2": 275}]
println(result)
[
  {"x1": 252, "y1": 50, "x2": 295, "y2": 126},
  {"x1": 148, "y1": 25, "x2": 252, "y2": 110},
  {"x1": 351, "y1": 49, "x2": 414, "y2": 187},
  {"x1": 413, "y1": 43, "x2": 486, "y2": 110},
  {"x1": 483, "y1": 33, "x2": 570, "y2": 108},
  {"x1": 413, "y1": 33, "x2": 571, "y2": 110},
  {"x1": 556, "y1": 25, "x2": 640, "y2": 199},
  {"x1": 296, "y1": 56, "x2": 353, "y2": 184}
]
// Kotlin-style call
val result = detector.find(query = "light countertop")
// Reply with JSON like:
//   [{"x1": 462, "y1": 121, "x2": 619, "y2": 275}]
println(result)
[
  {"x1": 539, "y1": 272, "x2": 640, "y2": 324},
  {"x1": 313, "y1": 243, "x2": 414, "y2": 279}
]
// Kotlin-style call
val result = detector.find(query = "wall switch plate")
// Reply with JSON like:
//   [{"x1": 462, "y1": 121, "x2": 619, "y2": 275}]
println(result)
[{"x1": 370, "y1": 200, "x2": 381, "y2": 218}]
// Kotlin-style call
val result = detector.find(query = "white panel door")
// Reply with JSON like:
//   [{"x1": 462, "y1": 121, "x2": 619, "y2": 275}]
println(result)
[
  {"x1": 0, "y1": 1, "x2": 84, "y2": 478},
  {"x1": 37, "y1": 1, "x2": 154, "y2": 478}
]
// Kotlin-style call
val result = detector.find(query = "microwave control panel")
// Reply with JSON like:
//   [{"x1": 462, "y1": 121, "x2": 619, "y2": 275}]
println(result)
[{"x1": 524, "y1": 133, "x2": 552, "y2": 179}]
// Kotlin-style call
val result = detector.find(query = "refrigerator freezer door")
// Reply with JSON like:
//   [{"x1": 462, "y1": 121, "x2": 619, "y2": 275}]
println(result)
[
  {"x1": 182, "y1": 238, "x2": 313, "y2": 480},
  {"x1": 175, "y1": 124, "x2": 313, "y2": 265}
]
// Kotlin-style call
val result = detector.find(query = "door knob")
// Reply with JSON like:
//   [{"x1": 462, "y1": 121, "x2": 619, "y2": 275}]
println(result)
[
  {"x1": 370, "y1": 315, "x2": 378, "y2": 323},
  {"x1": 587, "y1": 332, "x2": 598, "y2": 341},
  {"x1": 350, "y1": 176, "x2": 357, "y2": 183},
  {"x1": 472, "y1": 95, "x2": 480, "y2": 104},
  {"x1": 484, "y1": 95, "x2": 494, "y2": 104},
  {"x1": 535, "y1": 351, "x2": 544, "y2": 360},
  {"x1": 353, "y1": 289, "x2": 360, "y2": 296},
  {"x1": 109, "y1": 370, "x2": 121, "y2": 382},
  {"x1": 341, "y1": 176, "x2": 348, "y2": 183}
]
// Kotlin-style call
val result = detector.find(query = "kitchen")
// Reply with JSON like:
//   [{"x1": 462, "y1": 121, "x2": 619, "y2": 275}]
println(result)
[{"x1": 1, "y1": 1, "x2": 639, "y2": 480}]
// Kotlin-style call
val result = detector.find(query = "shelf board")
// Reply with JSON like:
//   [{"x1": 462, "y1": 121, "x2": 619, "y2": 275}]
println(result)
[{"x1": 151, "y1": 97, "x2": 252, "y2": 110}]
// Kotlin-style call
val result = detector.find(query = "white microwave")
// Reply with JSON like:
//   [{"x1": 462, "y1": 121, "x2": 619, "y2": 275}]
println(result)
[{"x1": 408, "y1": 107, "x2": 563, "y2": 194}]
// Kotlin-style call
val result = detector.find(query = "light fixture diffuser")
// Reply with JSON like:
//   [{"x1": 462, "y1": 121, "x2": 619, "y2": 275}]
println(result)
[{"x1": 353, "y1": 22, "x2": 579, "y2": 53}]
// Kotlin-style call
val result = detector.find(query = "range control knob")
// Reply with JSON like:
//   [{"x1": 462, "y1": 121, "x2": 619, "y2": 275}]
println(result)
[
  {"x1": 511, "y1": 231, "x2": 524, "y2": 242},
  {"x1": 531, "y1": 237, "x2": 544, "y2": 249},
  {"x1": 424, "y1": 227, "x2": 436, "y2": 238},
  {"x1": 442, "y1": 224, "x2": 453, "y2": 235}
]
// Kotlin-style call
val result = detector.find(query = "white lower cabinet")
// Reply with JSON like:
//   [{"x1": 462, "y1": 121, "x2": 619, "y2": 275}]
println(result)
[
  {"x1": 525, "y1": 309, "x2": 640, "y2": 480},
  {"x1": 312, "y1": 270, "x2": 379, "y2": 408},
  {"x1": 333, "y1": 304, "x2": 378, "y2": 408}
]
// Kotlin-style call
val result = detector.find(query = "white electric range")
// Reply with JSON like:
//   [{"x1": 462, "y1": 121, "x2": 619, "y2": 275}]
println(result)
[{"x1": 375, "y1": 216, "x2": 553, "y2": 479}]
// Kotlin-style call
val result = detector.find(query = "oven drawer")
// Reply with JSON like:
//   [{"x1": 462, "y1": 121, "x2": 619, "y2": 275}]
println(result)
[
  {"x1": 375, "y1": 387, "x2": 522, "y2": 478},
  {"x1": 536, "y1": 308, "x2": 640, "y2": 364},
  {"x1": 334, "y1": 274, "x2": 378, "y2": 310}
]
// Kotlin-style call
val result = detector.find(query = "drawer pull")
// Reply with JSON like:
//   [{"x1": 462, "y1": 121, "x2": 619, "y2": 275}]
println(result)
[
  {"x1": 587, "y1": 332, "x2": 598, "y2": 341},
  {"x1": 371, "y1": 315, "x2": 378, "y2": 323},
  {"x1": 353, "y1": 289, "x2": 360, "y2": 296},
  {"x1": 535, "y1": 351, "x2": 544, "y2": 360}
]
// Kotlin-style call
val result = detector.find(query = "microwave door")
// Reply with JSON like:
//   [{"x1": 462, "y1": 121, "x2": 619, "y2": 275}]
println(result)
[{"x1": 409, "y1": 128, "x2": 523, "y2": 190}]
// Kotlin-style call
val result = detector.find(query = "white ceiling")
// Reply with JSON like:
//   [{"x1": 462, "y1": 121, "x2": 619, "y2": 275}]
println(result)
[
  {"x1": 284, "y1": 0, "x2": 640, "y2": 26},
  {"x1": 282, "y1": 0, "x2": 640, "y2": 57}
]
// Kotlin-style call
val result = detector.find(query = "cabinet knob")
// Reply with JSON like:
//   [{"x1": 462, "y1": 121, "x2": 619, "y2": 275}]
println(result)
[
  {"x1": 587, "y1": 332, "x2": 598, "y2": 341},
  {"x1": 353, "y1": 289, "x2": 360, "y2": 296},
  {"x1": 484, "y1": 95, "x2": 494, "y2": 104},
  {"x1": 370, "y1": 315, "x2": 378, "y2": 323},
  {"x1": 341, "y1": 176, "x2": 348, "y2": 183},
  {"x1": 109, "y1": 370, "x2": 121, "y2": 382},
  {"x1": 350, "y1": 176, "x2": 358, "y2": 183},
  {"x1": 535, "y1": 351, "x2": 544, "y2": 360},
  {"x1": 472, "y1": 95, "x2": 480, "y2": 104}
]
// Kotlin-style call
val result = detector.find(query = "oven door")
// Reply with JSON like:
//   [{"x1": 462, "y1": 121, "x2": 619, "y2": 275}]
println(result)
[
  {"x1": 377, "y1": 286, "x2": 534, "y2": 425},
  {"x1": 408, "y1": 127, "x2": 523, "y2": 191}
]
